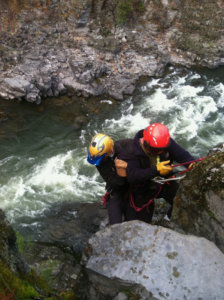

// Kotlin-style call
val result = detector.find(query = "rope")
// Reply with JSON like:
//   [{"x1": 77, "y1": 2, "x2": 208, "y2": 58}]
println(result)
[
  {"x1": 171, "y1": 156, "x2": 206, "y2": 168},
  {"x1": 129, "y1": 185, "x2": 162, "y2": 212},
  {"x1": 101, "y1": 191, "x2": 110, "y2": 206},
  {"x1": 153, "y1": 156, "x2": 207, "y2": 184}
]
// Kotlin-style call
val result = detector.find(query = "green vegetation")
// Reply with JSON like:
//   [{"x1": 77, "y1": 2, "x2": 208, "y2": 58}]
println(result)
[
  {"x1": 0, "y1": 262, "x2": 39, "y2": 300},
  {"x1": 15, "y1": 231, "x2": 25, "y2": 254},
  {"x1": 116, "y1": 0, "x2": 145, "y2": 25},
  {"x1": 121, "y1": 289, "x2": 141, "y2": 299},
  {"x1": 39, "y1": 259, "x2": 61, "y2": 287},
  {"x1": 0, "y1": 259, "x2": 77, "y2": 300}
]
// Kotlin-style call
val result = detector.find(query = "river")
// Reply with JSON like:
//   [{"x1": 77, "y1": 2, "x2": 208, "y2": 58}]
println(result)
[{"x1": 0, "y1": 66, "x2": 223, "y2": 237}]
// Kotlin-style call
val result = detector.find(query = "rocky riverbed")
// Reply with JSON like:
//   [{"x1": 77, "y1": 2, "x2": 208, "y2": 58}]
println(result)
[{"x1": 0, "y1": 0, "x2": 224, "y2": 104}]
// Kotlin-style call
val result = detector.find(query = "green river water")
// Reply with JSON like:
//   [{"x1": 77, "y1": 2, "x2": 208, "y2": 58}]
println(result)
[{"x1": 0, "y1": 66, "x2": 223, "y2": 236}]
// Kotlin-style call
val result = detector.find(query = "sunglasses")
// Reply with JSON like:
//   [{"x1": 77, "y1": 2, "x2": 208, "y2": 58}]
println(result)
[{"x1": 143, "y1": 141, "x2": 166, "y2": 154}]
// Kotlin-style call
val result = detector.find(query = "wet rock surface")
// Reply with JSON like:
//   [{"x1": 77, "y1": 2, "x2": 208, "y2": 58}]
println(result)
[
  {"x1": 20, "y1": 201, "x2": 107, "y2": 293},
  {"x1": 0, "y1": 209, "x2": 28, "y2": 274}
]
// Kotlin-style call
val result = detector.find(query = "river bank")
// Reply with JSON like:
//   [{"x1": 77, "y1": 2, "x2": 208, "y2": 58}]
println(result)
[{"x1": 0, "y1": 0, "x2": 223, "y2": 103}]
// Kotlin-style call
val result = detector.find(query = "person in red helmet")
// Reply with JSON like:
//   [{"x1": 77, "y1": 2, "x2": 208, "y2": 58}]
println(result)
[{"x1": 117, "y1": 123, "x2": 195, "y2": 223}]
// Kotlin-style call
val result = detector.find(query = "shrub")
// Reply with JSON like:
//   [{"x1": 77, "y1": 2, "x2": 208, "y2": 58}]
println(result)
[{"x1": 116, "y1": 0, "x2": 144, "y2": 25}]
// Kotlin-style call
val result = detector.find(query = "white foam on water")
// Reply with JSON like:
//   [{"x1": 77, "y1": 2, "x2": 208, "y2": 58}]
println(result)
[
  {"x1": 104, "y1": 112, "x2": 150, "y2": 136},
  {"x1": 0, "y1": 149, "x2": 105, "y2": 222},
  {"x1": 0, "y1": 155, "x2": 17, "y2": 167},
  {"x1": 29, "y1": 151, "x2": 104, "y2": 198},
  {"x1": 101, "y1": 69, "x2": 223, "y2": 159},
  {"x1": 144, "y1": 89, "x2": 178, "y2": 112},
  {"x1": 100, "y1": 100, "x2": 113, "y2": 104},
  {"x1": 174, "y1": 84, "x2": 204, "y2": 98},
  {"x1": 216, "y1": 83, "x2": 224, "y2": 108}
]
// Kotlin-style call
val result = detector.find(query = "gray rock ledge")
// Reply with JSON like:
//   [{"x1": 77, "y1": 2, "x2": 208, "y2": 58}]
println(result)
[{"x1": 82, "y1": 220, "x2": 224, "y2": 300}]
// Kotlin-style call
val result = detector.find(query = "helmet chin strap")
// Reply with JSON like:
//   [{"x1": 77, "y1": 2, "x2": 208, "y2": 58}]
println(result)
[
  {"x1": 108, "y1": 147, "x2": 114, "y2": 157},
  {"x1": 140, "y1": 137, "x2": 144, "y2": 145}
]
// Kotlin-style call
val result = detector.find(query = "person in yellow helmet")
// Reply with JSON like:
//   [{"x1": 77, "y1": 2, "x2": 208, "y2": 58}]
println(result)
[{"x1": 87, "y1": 133, "x2": 136, "y2": 225}]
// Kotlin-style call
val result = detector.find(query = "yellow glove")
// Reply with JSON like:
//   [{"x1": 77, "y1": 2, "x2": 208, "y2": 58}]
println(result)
[
  {"x1": 188, "y1": 162, "x2": 195, "y2": 170},
  {"x1": 157, "y1": 160, "x2": 173, "y2": 176}
]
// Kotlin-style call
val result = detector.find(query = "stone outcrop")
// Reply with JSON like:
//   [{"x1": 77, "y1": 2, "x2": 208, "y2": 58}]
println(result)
[
  {"x1": 18, "y1": 202, "x2": 108, "y2": 294},
  {"x1": 0, "y1": 202, "x2": 107, "y2": 298},
  {"x1": 0, "y1": 209, "x2": 45, "y2": 299},
  {"x1": 0, "y1": 209, "x2": 27, "y2": 275},
  {"x1": 172, "y1": 143, "x2": 224, "y2": 253},
  {"x1": 0, "y1": 0, "x2": 223, "y2": 103},
  {"x1": 82, "y1": 220, "x2": 224, "y2": 300}
]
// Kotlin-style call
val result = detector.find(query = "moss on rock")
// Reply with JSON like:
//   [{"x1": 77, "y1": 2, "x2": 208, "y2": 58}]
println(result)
[
  {"x1": 0, "y1": 262, "x2": 38, "y2": 299},
  {"x1": 172, "y1": 148, "x2": 224, "y2": 253}
]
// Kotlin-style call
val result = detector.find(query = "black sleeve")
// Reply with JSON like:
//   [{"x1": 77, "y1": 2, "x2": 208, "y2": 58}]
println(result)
[
  {"x1": 96, "y1": 158, "x2": 126, "y2": 192},
  {"x1": 169, "y1": 138, "x2": 195, "y2": 168},
  {"x1": 126, "y1": 159, "x2": 158, "y2": 184}
]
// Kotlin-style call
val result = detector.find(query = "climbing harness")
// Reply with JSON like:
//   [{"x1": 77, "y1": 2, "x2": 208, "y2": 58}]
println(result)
[
  {"x1": 129, "y1": 184, "x2": 162, "y2": 212},
  {"x1": 130, "y1": 156, "x2": 207, "y2": 211},
  {"x1": 101, "y1": 157, "x2": 207, "y2": 211},
  {"x1": 101, "y1": 191, "x2": 110, "y2": 206}
]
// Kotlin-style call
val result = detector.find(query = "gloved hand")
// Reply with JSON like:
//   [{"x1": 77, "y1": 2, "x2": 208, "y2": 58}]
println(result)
[
  {"x1": 188, "y1": 162, "x2": 195, "y2": 170},
  {"x1": 157, "y1": 160, "x2": 173, "y2": 176}
]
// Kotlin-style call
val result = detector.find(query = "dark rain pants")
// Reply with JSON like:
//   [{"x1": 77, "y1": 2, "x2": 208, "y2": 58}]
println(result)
[
  {"x1": 159, "y1": 181, "x2": 179, "y2": 218},
  {"x1": 107, "y1": 192, "x2": 136, "y2": 225},
  {"x1": 132, "y1": 181, "x2": 179, "y2": 223}
]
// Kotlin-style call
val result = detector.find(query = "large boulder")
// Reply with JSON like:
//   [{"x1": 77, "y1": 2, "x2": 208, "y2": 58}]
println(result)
[
  {"x1": 172, "y1": 143, "x2": 224, "y2": 253},
  {"x1": 82, "y1": 220, "x2": 224, "y2": 300}
]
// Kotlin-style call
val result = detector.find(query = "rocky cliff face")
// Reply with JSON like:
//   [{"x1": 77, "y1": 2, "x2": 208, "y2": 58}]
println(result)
[
  {"x1": 0, "y1": 0, "x2": 223, "y2": 103},
  {"x1": 0, "y1": 210, "x2": 41, "y2": 299},
  {"x1": 172, "y1": 143, "x2": 224, "y2": 252},
  {"x1": 0, "y1": 210, "x2": 27, "y2": 274}
]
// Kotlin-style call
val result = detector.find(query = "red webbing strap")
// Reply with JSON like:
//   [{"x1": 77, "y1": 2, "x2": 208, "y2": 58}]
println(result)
[
  {"x1": 171, "y1": 157, "x2": 206, "y2": 169},
  {"x1": 101, "y1": 191, "x2": 110, "y2": 206},
  {"x1": 129, "y1": 185, "x2": 162, "y2": 212}
]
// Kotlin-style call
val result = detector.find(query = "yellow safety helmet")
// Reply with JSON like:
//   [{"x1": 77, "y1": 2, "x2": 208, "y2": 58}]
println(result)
[{"x1": 87, "y1": 133, "x2": 114, "y2": 166}]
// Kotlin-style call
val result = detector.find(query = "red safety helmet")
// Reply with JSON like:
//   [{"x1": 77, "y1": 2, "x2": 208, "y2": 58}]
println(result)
[{"x1": 143, "y1": 123, "x2": 170, "y2": 151}]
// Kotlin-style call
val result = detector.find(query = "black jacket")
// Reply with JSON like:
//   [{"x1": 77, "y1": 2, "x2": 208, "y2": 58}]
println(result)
[
  {"x1": 96, "y1": 139, "x2": 132, "y2": 194},
  {"x1": 118, "y1": 130, "x2": 195, "y2": 194}
]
